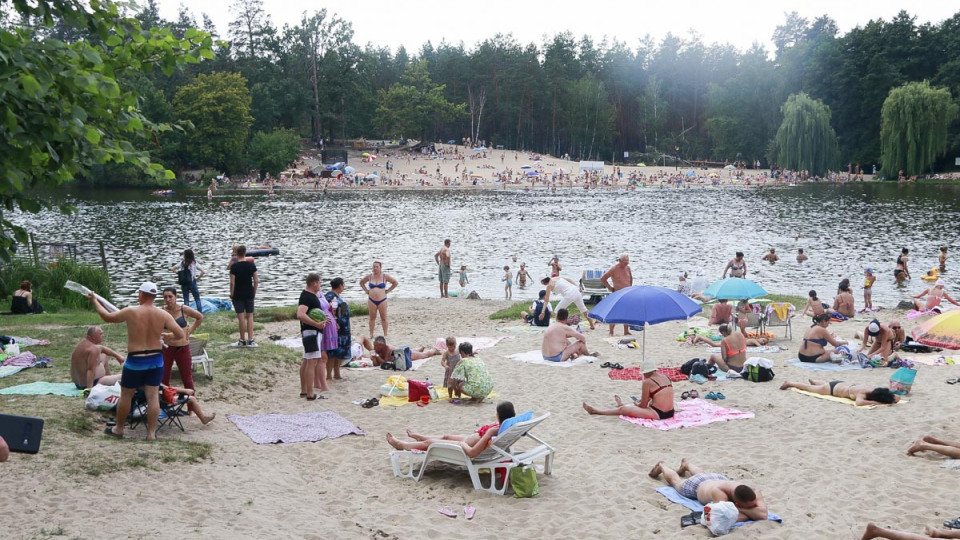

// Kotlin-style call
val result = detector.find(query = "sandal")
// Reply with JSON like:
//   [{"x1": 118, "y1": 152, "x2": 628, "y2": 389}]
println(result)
[
  {"x1": 947, "y1": 379, "x2": 958, "y2": 385},
  {"x1": 944, "y1": 518, "x2": 960, "y2": 529},
  {"x1": 104, "y1": 426, "x2": 122, "y2": 439},
  {"x1": 611, "y1": 363, "x2": 624, "y2": 370},
  {"x1": 600, "y1": 362, "x2": 613, "y2": 368},
  {"x1": 688, "y1": 390, "x2": 699, "y2": 399},
  {"x1": 715, "y1": 392, "x2": 726, "y2": 400},
  {"x1": 705, "y1": 392, "x2": 718, "y2": 400}
]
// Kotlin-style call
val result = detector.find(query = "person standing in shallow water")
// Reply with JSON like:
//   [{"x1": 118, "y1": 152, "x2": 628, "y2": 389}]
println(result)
[
  {"x1": 895, "y1": 248, "x2": 911, "y2": 283},
  {"x1": 435, "y1": 239, "x2": 452, "y2": 298}
]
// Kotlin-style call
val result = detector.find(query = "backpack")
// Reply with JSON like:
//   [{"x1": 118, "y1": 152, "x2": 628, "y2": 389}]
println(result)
[
  {"x1": 742, "y1": 363, "x2": 775, "y2": 382},
  {"x1": 391, "y1": 347, "x2": 412, "y2": 370},
  {"x1": 680, "y1": 358, "x2": 715, "y2": 378}
]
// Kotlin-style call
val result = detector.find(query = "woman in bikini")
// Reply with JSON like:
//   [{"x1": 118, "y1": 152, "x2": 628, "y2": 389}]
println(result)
[
  {"x1": 704, "y1": 324, "x2": 748, "y2": 372},
  {"x1": 359, "y1": 261, "x2": 398, "y2": 339},
  {"x1": 832, "y1": 281, "x2": 856, "y2": 318},
  {"x1": 159, "y1": 287, "x2": 203, "y2": 390},
  {"x1": 895, "y1": 248, "x2": 911, "y2": 282},
  {"x1": 583, "y1": 359, "x2": 675, "y2": 420},
  {"x1": 779, "y1": 379, "x2": 900, "y2": 406},
  {"x1": 798, "y1": 313, "x2": 848, "y2": 363},
  {"x1": 385, "y1": 401, "x2": 517, "y2": 458},
  {"x1": 802, "y1": 290, "x2": 827, "y2": 319},
  {"x1": 722, "y1": 251, "x2": 747, "y2": 278},
  {"x1": 913, "y1": 280, "x2": 960, "y2": 311}
]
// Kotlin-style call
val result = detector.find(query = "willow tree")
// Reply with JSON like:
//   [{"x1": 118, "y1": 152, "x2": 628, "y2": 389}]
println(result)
[
  {"x1": 769, "y1": 93, "x2": 838, "y2": 175},
  {"x1": 880, "y1": 81, "x2": 958, "y2": 176}
]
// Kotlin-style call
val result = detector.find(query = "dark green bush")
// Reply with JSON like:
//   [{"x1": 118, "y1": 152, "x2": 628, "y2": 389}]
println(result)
[{"x1": 0, "y1": 258, "x2": 112, "y2": 312}]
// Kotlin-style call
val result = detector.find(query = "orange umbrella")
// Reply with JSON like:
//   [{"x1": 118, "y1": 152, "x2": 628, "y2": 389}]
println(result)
[{"x1": 912, "y1": 311, "x2": 960, "y2": 349}]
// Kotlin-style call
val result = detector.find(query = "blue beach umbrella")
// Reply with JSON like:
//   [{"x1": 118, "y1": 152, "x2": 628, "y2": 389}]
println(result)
[
  {"x1": 520, "y1": 164, "x2": 533, "y2": 169},
  {"x1": 589, "y1": 285, "x2": 702, "y2": 361},
  {"x1": 701, "y1": 278, "x2": 767, "y2": 300},
  {"x1": 343, "y1": 166, "x2": 356, "y2": 174}
]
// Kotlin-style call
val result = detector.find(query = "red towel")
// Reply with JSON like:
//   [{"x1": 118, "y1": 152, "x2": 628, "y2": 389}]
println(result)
[{"x1": 607, "y1": 367, "x2": 688, "y2": 382}]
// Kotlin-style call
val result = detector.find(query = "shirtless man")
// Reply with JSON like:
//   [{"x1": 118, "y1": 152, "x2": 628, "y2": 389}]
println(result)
[
  {"x1": 540, "y1": 275, "x2": 596, "y2": 329},
  {"x1": 796, "y1": 248, "x2": 807, "y2": 262},
  {"x1": 601, "y1": 254, "x2": 633, "y2": 336},
  {"x1": 91, "y1": 282, "x2": 184, "y2": 440},
  {"x1": 361, "y1": 336, "x2": 440, "y2": 366},
  {"x1": 541, "y1": 309, "x2": 598, "y2": 362},
  {"x1": 70, "y1": 326, "x2": 124, "y2": 390},
  {"x1": 762, "y1": 248, "x2": 779, "y2": 262},
  {"x1": 434, "y1": 239, "x2": 452, "y2": 298},
  {"x1": 649, "y1": 458, "x2": 768, "y2": 522}
]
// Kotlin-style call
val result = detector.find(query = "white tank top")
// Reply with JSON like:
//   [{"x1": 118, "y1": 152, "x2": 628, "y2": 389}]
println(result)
[{"x1": 553, "y1": 278, "x2": 579, "y2": 298}]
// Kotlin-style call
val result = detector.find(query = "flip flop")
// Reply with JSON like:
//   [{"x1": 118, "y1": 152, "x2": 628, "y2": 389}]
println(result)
[
  {"x1": 611, "y1": 363, "x2": 624, "y2": 370},
  {"x1": 600, "y1": 362, "x2": 613, "y2": 368},
  {"x1": 463, "y1": 506, "x2": 476, "y2": 520},
  {"x1": 438, "y1": 507, "x2": 457, "y2": 518},
  {"x1": 705, "y1": 392, "x2": 718, "y2": 400},
  {"x1": 716, "y1": 393, "x2": 726, "y2": 400},
  {"x1": 947, "y1": 379, "x2": 958, "y2": 385},
  {"x1": 944, "y1": 517, "x2": 960, "y2": 529},
  {"x1": 104, "y1": 426, "x2": 122, "y2": 439},
  {"x1": 680, "y1": 391, "x2": 691, "y2": 400},
  {"x1": 689, "y1": 390, "x2": 699, "y2": 399}
]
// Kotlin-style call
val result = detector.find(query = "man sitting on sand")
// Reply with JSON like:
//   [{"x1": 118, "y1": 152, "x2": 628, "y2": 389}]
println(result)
[
  {"x1": 541, "y1": 308, "x2": 598, "y2": 362},
  {"x1": 361, "y1": 336, "x2": 440, "y2": 366},
  {"x1": 649, "y1": 458, "x2": 768, "y2": 522},
  {"x1": 70, "y1": 326, "x2": 124, "y2": 390},
  {"x1": 861, "y1": 522, "x2": 960, "y2": 540}
]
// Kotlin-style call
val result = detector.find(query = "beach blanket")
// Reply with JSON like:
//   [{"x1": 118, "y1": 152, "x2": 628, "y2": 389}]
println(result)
[
  {"x1": 227, "y1": 410, "x2": 365, "y2": 444},
  {"x1": 274, "y1": 337, "x2": 302, "y2": 350},
  {"x1": 619, "y1": 399, "x2": 754, "y2": 431},
  {"x1": 346, "y1": 358, "x2": 431, "y2": 372},
  {"x1": 708, "y1": 345, "x2": 782, "y2": 354},
  {"x1": 787, "y1": 359, "x2": 863, "y2": 372},
  {"x1": 378, "y1": 388, "x2": 500, "y2": 407},
  {"x1": 506, "y1": 350, "x2": 596, "y2": 367},
  {"x1": 655, "y1": 487, "x2": 783, "y2": 527},
  {"x1": 1, "y1": 352, "x2": 52, "y2": 369},
  {"x1": 0, "y1": 366, "x2": 26, "y2": 378},
  {"x1": 496, "y1": 325, "x2": 546, "y2": 334},
  {"x1": 907, "y1": 309, "x2": 937, "y2": 320},
  {"x1": 0, "y1": 381, "x2": 82, "y2": 397},
  {"x1": 789, "y1": 388, "x2": 907, "y2": 409},
  {"x1": 457, "y1": 336, "x2": 506, "y2": 350},
  {"x1": 608, "y1": 366, "x2": 689, "y2": 382}
]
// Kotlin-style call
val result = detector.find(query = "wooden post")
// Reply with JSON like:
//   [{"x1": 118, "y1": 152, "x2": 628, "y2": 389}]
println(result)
[
  {"x1": 98, "y1": 241, "x2": 108, "y2": 272},
  {"x1": 30, "y1": 233, "x2": 39, "y2": 265}
]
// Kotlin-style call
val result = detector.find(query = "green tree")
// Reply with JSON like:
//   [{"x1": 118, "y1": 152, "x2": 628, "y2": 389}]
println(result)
[
  {"x1": 880, "y1": 81, "x2": 958, "y2": 176},
  {"x1": 246, "y1": 128, "x2": 301, "y2": 179},
  {"x1": 374, "y1": 60, "x2": 465, "y2": 140},
  {"x1": 0, "y1": 0, "x2": 212, "y2": 260},
  {"x1": 770, "y1": 93, "x2": 839, "y2": 175},
  {"x1": 173, "y1": 72, "x2": 253, "y2": 173}
]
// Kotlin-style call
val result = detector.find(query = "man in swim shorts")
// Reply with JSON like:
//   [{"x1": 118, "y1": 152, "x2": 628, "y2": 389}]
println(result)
[
  {"x1": 541, "y1": 309, "x2": 597, "y2": 362},
  {"x1": 90, "y1": 282, "x2": 184, "y2": 440},
  {"x1": 70, "y1": 326, "x2": 124, "y2": 390},
  {"x1": 435, "y1": 239, "x2": 452, "y2": 298},
  {"x1": 649, "y1": 459, "x2": 768, "y2": 522},
  {"x1": 601, "y1": 254, "x2": 633, "y2": 336},
  {"x1": 540, "y1": 275, "x2": 596, "y2": 329}
]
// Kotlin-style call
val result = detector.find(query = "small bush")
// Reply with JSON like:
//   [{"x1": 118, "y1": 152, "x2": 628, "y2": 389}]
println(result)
[{"x1": 0, "y1": 258, "x2": 111, "y2": 312}]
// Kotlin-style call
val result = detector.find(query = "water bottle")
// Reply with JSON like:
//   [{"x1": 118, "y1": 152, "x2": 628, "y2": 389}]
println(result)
[{"x1": 425, "y1": 377, "x2": 438, "y2": 402}]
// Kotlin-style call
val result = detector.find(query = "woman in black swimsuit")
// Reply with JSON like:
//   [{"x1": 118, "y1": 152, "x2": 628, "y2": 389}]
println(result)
[
  {"x1": 583, "y1": 360, "x2": 675, "y2": 419},
  {"x1": 798, "y1": 313, "x2": 847, "y2": 363},
  {"x1": 780, "y1": 379, "x2": 899, "y2": 406},
  {"x1": 895, "y1": 248, "x2": 910, "y2": 282},
  {"x1": 160, "y1": 287, "x2": 203, "y2": 389}
]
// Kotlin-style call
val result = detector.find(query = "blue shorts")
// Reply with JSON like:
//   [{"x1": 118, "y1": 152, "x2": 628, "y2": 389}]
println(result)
[
  {"x1": 543, "y1": 352, "x2": 563, "y2": 362},
  {"x1": 120, "y1": 366, "x2": 163, "y2": 389},
  {"x1": 233, "y1": 298, "x2": 255, "y2": 313}
]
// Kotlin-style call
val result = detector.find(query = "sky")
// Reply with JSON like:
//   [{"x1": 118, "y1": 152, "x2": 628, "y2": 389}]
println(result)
[{"x1": 153, "y1": 0, "x2": 957, "y2": 55}]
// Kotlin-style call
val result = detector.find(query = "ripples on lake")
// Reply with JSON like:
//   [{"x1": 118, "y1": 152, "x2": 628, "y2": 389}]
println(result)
[{"x1": 18, "y1": 183, "x2": 960, "y2": 308}]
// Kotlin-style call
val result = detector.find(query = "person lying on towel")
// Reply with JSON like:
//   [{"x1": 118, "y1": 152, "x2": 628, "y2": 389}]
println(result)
[
  {"x1": 650, "y1": 458, "x2": 769, "y2": 522},
  {"x1": 779, "y1": 379, "x2": 900, "y2": 406}
]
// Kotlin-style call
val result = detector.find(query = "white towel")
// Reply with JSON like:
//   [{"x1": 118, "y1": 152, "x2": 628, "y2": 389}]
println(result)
[{"x1": 506, "y1": 350, "x2": 596, "y2": 367}]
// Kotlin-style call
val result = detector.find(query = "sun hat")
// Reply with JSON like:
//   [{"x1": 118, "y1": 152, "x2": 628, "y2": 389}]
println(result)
[
  {"x1": 138, "y1": 282, "x2": 158, "y2": 295},
  {"x1": 641, "y1": 357, "x2": 657, "y2": 374},
  {"x1": 865, "y1": 267, "x2": 873, "y2": 273}
]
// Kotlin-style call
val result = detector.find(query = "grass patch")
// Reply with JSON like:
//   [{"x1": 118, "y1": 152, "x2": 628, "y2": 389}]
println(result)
[
  {"x1": 63, "y1": 439, "x2": 213, "y2": 477},
  {"x1": 61, "y1": 411, "x2": 97, "y2": 434},
  {"x1": 488, "y1": 301, "x2": 529, "y2": 320},
  {"x1": 0, "y1": 258, "x2": 112, "y2": 312},
  {"x1": 254, "y1": 302, "x2": 368, "y2": 323}
]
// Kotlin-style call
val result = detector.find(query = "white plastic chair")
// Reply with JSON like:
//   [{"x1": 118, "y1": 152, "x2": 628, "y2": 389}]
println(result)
[{"x1": 188, "y1": 336, "x2": 214, "y2": 378}]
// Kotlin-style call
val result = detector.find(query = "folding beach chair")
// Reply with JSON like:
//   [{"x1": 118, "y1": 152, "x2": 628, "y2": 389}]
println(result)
[
  {"x1": 128, "y1": 388, "x2": 189, "y2": 433},
  {"x1": 765, "y1": 303, "x2": 794, "y2": 340},
  {"x1": 579, "y1": 270, "x2": 610, "y2": 303}
]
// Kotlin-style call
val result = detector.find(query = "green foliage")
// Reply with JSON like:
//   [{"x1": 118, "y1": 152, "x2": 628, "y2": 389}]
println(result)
[
  {"x1": 375, "y1": 60, "x2": 467, "y2": 140},
  {"x1": 770, "y1": 93, "x2": 839, "y2": 175},
  {"x1": 0, "y1": 258, "x2": 112, "y2": 312},
  {"x1": 245, "y1": 129, "x2": 301, "y2": 179},
  {"x1": 0, "y1": 0, "x2": 213, "y2": 261},
  {"x1": 880, "y1": 81, "x2": 959, "y2": 176},
  {"x1": 173, "y1": 72, "x2": 253, "y2": 173}
]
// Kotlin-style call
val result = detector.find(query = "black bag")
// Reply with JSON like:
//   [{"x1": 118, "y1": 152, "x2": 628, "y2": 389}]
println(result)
[
  {"x1": 380, "y1": 361, "x2": 396, "y2": 370},
  {"x1": 680, "y1": 358, "x2": 715, "y2": 378},
  {"x1": 743, "y1": 364, "x2": 775, "y2": 382},
  {"x1": 177, "y1": 265, "x2": 192, "y2": 284}
]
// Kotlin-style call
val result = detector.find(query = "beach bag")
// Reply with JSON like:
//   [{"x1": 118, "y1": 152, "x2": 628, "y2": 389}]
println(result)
[
  {"x1": 701, "y1": 501, "x2": 738, "y2": 536},
  {"x1": 176, "y1": 264, "x2": 191, "y2": 284},
  {"x1": 889, "y1": 367, "x2": 917, "y2": 395},
  {"x1": 406, "y1": 379, "x2": 430, "y2": 403},
  {"x1": 681, "y1": 358, "x2": 714, "y2": 378},
  {"x1": 741, "y1": 357, "x2": 775, "y2": 382},
  {"x1": 85, "y1": 383, "x2": 122, "y2": 411},
  {"x1": 509, "y1": 465, "x2": 539, "y2": 498},
  {"x1": 391, "y1": 347, "x2": 412, "y2": 370}
]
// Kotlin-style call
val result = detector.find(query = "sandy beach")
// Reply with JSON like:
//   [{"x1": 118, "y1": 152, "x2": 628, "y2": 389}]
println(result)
[{"x1": 3, "y1": 296, "x2": 958, "y2": 539}]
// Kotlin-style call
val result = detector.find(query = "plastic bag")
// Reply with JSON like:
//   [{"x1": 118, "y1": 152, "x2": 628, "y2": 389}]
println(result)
[
  {"x1": 510, "y1": 465, "x2": 539, "y2": 498},
  {"x1": 85, "y1": 383, "x2": 122, "y2": 411},
  {"x1": 701, "y1": 501, "x2": 739, "y2": 536}
]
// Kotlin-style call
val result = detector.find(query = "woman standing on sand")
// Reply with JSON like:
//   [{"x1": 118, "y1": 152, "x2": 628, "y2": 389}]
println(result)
[{"x1": 360, "y1": 261, "x2": 397, "y2": 338}]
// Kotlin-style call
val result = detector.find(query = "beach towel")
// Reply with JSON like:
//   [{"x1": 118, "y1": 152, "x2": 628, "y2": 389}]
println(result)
[
  {"x1": 0, "y1": 381, "x2": 82, "y2": 397},
  {"x1": 378, "y1": 387, "x2": 500, "y2": 407},
  {"x1": 456, "y1": 336, "x2": 506, "y2": 351},
  {"x1": 227, "y1": 410, "x2": 365, "y2": 444},
  {"x1": 506, "y1": 350, "x2": 596, "y2": 367},
  {"x1": 607, "y1": 366, "x2": 689, "y2": 382},
  {"x1": 788, "y1": 388, "x2": 907, "y2": 409},
  {"x1": 907, "y1": 309, "x2": 937, "y2": 320},
  {"x1": 0, "y1": 366, "x2": 26, "y2": 378},
  {"x1": 708, "y1": 345, "x2": 782, "y2": 354},
  {"x1": 655, "y1": 487, "x2": 783, "y2": 527},
  {"x1": 346, "y1": 358, "x2": 431, "y2": 372},
  {"x1": 619, "y1": 399, "x2": 754, "y2": 431},
  {"x1": 1, "y1": 351, "x2": 37, "y2": 366},
  {"x1": 787, "y1": 359, "x2": 864, "y2": 371},
  {"x1": 274, "y1": 336, "x2": 302, "y2": 350},
  {"x1": 496, "y1": 325, "x2": 546, "y2": 334}
]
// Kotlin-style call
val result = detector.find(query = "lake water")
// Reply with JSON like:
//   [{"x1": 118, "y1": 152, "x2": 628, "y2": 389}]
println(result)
[{"x1": 16, "y1": 183, "x2": 960, "y2": 308}]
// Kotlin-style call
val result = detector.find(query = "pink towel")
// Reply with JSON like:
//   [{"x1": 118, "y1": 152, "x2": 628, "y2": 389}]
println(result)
[{"x1": 620, "y1": 399, "x2": 754, "y2": 431}]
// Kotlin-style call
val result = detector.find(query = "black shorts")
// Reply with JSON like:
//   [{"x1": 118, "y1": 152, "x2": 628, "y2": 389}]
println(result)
[
  {"x1": 233, "y1": 298, "x2": 255, "y2": 313},
  {"x1": 798, "y1": 352, "x2": 822, "y2": 363},
  {"x1": 120, "y1": 366, "x2": 163, "y2": 389},
  {"x1": 302, "y1": 329, "x2": 320, "y2": 354}
]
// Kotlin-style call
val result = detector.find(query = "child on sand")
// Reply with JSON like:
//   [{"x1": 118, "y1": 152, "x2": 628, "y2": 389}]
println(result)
[
  {"x1": 440, "y1": 337, "x2": 460, "y2": 389},
  {"x1": 502, "y1": 265, "x2": 513, "y2": 299},
  {"x1": 863, "y1": 268, "x2": 876, "y2": 311}
]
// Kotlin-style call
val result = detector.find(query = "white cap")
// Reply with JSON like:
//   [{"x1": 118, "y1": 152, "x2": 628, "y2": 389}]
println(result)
[
  {"x1": 641, "y1": 357, "x2": 657, "y2": 374},
  {"x1": 936, "y1": 279, "x2": 945, "y2": 287},
  {"x1": 867, "y1": 321, "x2": 881, "y2": 336},
  {"x1": 138, "y1": 282, "x2": 159, "y2": 295}
]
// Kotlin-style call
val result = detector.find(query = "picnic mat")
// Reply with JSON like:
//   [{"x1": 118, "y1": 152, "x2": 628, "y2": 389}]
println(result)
[
  {"x1": 608, "y1": 366, "x2": 689, "y2": 382},
  {"x1": 506, "y1": 350, "x2": 596, "y2": 367},
  {"x1": 787, "y1": 359, "x2": 863, "y2": 371},
  {"x1": 378, "y1": 388, "x2": 500, "y2": 407},
  {"x1": 496, "y1": 325, "x2": 546, "y2": 334},
  {"x1": 0, "y1": 381, "x2": 82, "y2": 397},
  {"x1": 5, "y1": 336, "x2": 51, "y2": 347},
  {"x1": 620, "y1": 399, "x2": 753, "y2": 430},
  {"x1": 707, "y1": 345, "x2": 783, "y2": 354},
  {"x1": 655, "y1": 487, "x2": 783, "y2": 527},
  {"x1": 227, "y1": 410, "x2": 365, "y2": 444},
  {"x1": 789, "y1": 388, "x2": 908, "y2": 409}
]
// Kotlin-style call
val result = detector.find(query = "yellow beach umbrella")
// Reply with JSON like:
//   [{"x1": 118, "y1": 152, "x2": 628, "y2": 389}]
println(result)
[{"x1": 912, "y1": 311, "x2": 960, "y2": 350}]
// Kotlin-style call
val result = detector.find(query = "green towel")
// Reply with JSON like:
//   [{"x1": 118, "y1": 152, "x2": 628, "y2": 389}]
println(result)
[{"x1": 0, "y1": 381, "x2": 82, "y2": 397}]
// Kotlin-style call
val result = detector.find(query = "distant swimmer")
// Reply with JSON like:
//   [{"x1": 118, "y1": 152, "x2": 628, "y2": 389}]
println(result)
[
  {"x1": 796, "y1": 248, "x2": 807, "y2": 262},
  {"x1": 762, "y1": 248, "x2": 779, "y2": 262},
  {"x1": 895, "y1": 248, "x2": 910, "y2": 282}
]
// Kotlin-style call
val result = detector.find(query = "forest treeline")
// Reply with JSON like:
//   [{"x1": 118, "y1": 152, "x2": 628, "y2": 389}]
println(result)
[{"x1": 9, "y1": 1, "x2": 960, "y2": 180}]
